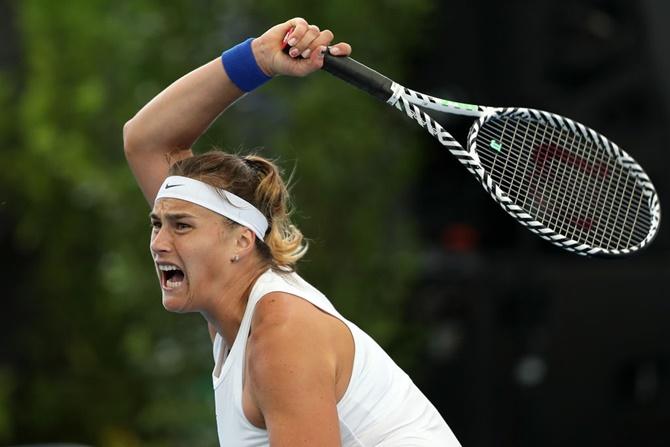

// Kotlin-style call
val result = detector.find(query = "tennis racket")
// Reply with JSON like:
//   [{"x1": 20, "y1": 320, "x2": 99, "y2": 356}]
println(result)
[{"x1": 309, "y1": 50, "x2": 661, "y2": 257}]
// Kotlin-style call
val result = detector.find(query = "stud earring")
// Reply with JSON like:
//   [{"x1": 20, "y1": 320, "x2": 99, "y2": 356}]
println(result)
[{"x1": 231, "y1": 254, "x2": 240, "y2": 263}]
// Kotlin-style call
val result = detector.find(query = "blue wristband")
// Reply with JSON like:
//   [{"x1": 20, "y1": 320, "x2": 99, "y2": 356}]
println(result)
[{"x1": 221, "y1": 38, "x2": 272, "y2": 92}]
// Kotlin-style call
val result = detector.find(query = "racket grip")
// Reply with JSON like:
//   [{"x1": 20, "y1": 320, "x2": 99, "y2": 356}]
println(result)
[
  {"x1": 281, "y1": 40, "x2": 393, "y2": 102},
  {"x1": 322, "y1": 53, "x2": 394, "y2": 103}
]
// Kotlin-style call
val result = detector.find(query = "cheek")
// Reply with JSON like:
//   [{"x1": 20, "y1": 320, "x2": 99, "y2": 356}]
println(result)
[{"x1": 184, "y1": 239, "x2": 230, "y2": 281}]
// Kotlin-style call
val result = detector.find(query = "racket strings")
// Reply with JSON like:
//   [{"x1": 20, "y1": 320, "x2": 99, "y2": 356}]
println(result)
[
  {"x1": 519, "y1": 122, "x2": 649, "y2": 248},
  {"x1": 479, "y1": 119, "x2": 605, "y2": 207},
  {"x1": 475, "y1": 117, "x2": 652, "y2": 250},
  {"x1": 593, "y1": 157, "x2": 645, "y2": 249},
  {"x1": 478, "y1": 119, "x2": 652, "y2": 249},
  {"x1": 477, "y1": 124, "x2": 610, "y2": 233},
  {"x1": 480, "y1": 120, "x2": 642, "y2": 239},
  {"x1": 530, "y1": 126, "x2": 595, "y2": 237},
  {"x1": 478, "y1": 120, "x2": 652, "y2": 249}
]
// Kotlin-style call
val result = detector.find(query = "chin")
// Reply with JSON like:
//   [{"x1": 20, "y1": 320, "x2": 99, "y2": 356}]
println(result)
[{"x1": 161, "y1": 292, "x2": 191, "y2": 313}]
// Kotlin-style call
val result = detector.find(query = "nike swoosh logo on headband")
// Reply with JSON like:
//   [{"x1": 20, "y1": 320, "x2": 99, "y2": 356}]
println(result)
[{"x1": 165, "y1": 183, "x2": 183, "y2": 189}]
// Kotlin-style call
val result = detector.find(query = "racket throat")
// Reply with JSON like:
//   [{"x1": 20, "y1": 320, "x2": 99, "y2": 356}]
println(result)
[{"x1": 387, "y1": 83, "x2": 484, "y2": 117}]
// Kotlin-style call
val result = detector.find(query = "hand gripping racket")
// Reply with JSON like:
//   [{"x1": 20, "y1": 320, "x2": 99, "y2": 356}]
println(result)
[{"x1": 315, "y1": 51, "x2": 661, "y2": 257}]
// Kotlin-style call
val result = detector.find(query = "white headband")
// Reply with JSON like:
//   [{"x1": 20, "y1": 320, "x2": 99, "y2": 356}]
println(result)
[{"x1": 155, "y1": 176, "x2": 269, "y2": 241}]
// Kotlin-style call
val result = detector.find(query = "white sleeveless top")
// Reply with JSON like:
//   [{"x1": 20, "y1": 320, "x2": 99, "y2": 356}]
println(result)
[{"x1": 212, "y1": 269, "x2": 461, "y2": 446}]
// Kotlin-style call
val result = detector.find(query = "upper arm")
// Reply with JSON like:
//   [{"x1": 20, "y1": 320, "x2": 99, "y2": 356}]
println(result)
[
  {"x1": 123, "y1": 121, "x2": 193, "y2": 204},
  {"x1": 247, "y1": 293, "x2": 341, "y2": 447}
]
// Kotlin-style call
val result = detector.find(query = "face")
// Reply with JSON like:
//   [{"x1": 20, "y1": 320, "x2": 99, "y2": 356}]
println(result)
[{"x1": 149, "y1": 198, "x2": 239, "y2": 313}]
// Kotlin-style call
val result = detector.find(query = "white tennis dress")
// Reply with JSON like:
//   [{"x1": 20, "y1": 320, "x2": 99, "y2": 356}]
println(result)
[{"x1": 212, "y1": 269, "x2": 461, "y2": 446}]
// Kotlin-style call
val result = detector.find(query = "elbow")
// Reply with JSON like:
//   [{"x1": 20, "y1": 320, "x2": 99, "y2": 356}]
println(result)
[{"x1": 123, "y1": 119, "x2": 139, "y2": 156}]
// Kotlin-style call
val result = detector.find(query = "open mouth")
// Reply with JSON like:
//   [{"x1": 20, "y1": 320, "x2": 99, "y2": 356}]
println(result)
[{"x1": 158, "y1": 264, "x2": 185, "y2": 290}]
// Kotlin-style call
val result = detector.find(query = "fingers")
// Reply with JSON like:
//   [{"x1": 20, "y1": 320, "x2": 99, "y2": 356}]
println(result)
[
  {"x1": 269, "y1": 18, "x2": 350, "y2": 78},
  {"x1": 284, "y1": 17, "x2": 308, "y2": 46},
  {"x1": 284, "y1": 19, "x2": 337, "y2": 59},
  {"x1": 327, "y1": 42, "x2": 352, "y2": 57},
  {"x1": 306, "y1": 45, "x2": 328, "y2": 71},
  {"x1": 296, "y1": 26, "x2": 330, "y2": 59}
]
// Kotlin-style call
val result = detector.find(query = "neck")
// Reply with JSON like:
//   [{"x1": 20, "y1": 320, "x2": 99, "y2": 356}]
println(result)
[{"x1": 202, "y1": 260, "x2": 268, "y2": 347}]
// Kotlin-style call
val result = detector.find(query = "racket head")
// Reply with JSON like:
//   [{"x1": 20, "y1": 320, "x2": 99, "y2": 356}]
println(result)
[{"x1": 466, "y1": 108, "x2": 661, "y2": 257}]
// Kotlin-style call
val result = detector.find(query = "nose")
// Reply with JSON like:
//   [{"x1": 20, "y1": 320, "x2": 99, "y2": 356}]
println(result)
[{"x1": 150, "y1": 225, "x2": 172, "y2": 256}]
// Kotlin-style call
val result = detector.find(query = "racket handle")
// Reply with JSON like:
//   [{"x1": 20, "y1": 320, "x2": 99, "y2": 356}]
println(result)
[
  {"x1": 322, "y1": 53, "x2": 394, "y2": 103},
  {"x1": 281, "y1": 38, "x2": 393, "y2": 102}
]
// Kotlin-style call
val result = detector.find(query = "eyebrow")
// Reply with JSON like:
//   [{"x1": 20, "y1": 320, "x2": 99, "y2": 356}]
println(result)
[{"x1": 149, "y1": 212, "x2": 197, "y2": 221}]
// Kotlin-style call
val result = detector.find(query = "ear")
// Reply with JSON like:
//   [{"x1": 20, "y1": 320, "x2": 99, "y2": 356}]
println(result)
[{"x1": 235, "y1": 226, "x2": 257, "y2": 257}]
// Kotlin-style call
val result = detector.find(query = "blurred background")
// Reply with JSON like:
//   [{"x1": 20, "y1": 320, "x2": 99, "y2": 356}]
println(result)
[{"x1": 1, "y1": 0, "x2": 669, "y2": 446}]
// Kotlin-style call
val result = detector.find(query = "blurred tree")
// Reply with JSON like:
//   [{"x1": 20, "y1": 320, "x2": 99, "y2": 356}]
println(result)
[{"x1": 0, "y1": 0, "x2": 433, "y2": 445}]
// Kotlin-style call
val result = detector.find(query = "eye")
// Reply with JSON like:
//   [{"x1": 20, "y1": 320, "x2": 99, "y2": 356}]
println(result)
[
  {"x1": 176, "y1": 222, "x2": 191, "y2": 231},
  {"x1": 150, "y1": 220, "x2": 161, "y2": 230}
]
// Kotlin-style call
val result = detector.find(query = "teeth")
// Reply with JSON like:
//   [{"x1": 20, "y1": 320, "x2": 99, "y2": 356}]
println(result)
[
  {"x1": 158, "y1": 264, "x2": 180, "y2": 271},
  {"x1": 166, "y1": 279, "x2": 183, "y2": 288}
]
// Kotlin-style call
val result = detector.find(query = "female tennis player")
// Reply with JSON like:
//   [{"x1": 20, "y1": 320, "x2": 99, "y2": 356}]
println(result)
[{"x1": 123, "y1": 17, "x2": 461, "y2": 447}]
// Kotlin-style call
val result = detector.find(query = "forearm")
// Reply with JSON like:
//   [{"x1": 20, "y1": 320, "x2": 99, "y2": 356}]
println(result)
[{"x1": 123, "y1": 57, "x2": 243, "y2": 154}]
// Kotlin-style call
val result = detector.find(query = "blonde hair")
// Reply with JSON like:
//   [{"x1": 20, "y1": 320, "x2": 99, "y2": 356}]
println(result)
[{"x1": 168, "y1": 150, "x2": 307, "y2": 271}]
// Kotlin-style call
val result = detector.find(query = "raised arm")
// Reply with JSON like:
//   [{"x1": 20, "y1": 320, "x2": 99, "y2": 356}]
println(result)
[{"x1": 122, "y1": 17, "x2": 351, "y2": 204}]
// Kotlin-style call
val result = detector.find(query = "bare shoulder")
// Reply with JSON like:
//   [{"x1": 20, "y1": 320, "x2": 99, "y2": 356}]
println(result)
[
  {"x1": 251, "y1": 291, "x2": 325, "y2": 331},
  {"x1": 245, "y1": 291, "x2": 341, "y2": 442},
  {"x1": 246, "y1": 291, "x2": 338, "y2": 388},
  {"x1": 248, "y1": 291, "x2": 335, "y2": 358}
]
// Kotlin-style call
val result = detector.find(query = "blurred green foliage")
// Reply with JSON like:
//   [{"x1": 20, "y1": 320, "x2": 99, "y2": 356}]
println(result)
[{"x1": 1, "y1": 0, "x2": 433, "y2": 445}]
